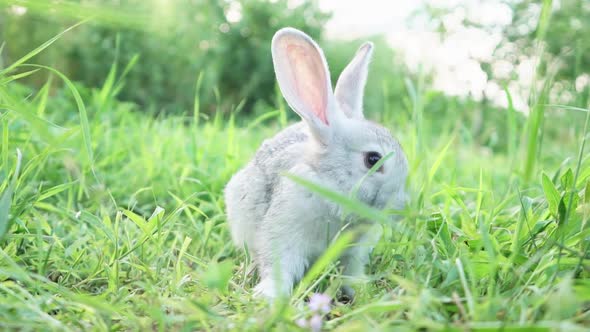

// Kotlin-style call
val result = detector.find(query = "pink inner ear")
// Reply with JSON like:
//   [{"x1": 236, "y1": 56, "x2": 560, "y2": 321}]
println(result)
[{"x1": 286, "y1": 44, "x2": 329, "y2": 125}]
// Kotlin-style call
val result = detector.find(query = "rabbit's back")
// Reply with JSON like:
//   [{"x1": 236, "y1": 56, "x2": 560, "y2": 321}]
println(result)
[
  {"x1": 253, "y1": 122, "x2": 308, "y2": 177},
  {"x1": 225, "y1": 122, "x2": 309, "y2": 246}
]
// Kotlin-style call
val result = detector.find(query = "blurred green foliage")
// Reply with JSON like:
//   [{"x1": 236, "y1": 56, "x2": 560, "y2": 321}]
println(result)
[
  {"x1": 506, "y1": 0, "x2": 589, "y2": 80},
  {"x1": 1, "y1": 0, "x2": 332, "y2": 113},
  {"x1": 0, "y1": 0, "x2": 419, "y2": 122},
  {"x1": 0, "y1": 0, "x2": 526, "y2": 155},
  {"x1": 497, "y1": 0, "x2": 589, "y2": 105},
  {"x1": 1, "y1": 0, "x2": 585, "y2": 155},
  {"x1": 323, "y1": 37, "x2": 408, "y2": 123}
]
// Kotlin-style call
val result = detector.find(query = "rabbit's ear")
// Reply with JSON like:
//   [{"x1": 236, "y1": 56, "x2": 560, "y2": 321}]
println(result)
[
  {"x1": 334, "y1": 42, "x2": 374, "y2": 119},
  {"x1": 272, "y1": 28, "x2": 335, "y2": 143}
]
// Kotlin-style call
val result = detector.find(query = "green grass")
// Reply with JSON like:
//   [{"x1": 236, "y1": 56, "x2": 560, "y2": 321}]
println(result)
[{"x1": 1, "y1": 31, "x2": 590, "y2": 331}]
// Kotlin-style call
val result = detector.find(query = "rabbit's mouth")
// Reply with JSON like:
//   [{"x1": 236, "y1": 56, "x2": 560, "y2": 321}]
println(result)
[{"x1": 369, "y1": 186, "x2": 384, "y2": 209}]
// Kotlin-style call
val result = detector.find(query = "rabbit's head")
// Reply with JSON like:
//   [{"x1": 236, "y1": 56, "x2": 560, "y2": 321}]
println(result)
[{"x1": 272, "y1": 28, "x2": 408, "y2": 211}]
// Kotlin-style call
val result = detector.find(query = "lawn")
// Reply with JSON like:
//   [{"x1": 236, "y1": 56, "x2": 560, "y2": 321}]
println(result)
[{"x1": 1, "y1": 20, "x2": 590, "y2": 332}]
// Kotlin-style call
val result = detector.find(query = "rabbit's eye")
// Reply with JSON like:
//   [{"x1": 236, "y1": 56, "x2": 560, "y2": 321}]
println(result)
[{"x1": 364, "y1": 151, "x2": 383, "y2": 170}]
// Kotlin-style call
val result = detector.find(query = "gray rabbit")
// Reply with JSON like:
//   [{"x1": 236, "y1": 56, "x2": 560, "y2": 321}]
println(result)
[{"x1": 225, "y1": 28, "x2": 408, "y2": 299}]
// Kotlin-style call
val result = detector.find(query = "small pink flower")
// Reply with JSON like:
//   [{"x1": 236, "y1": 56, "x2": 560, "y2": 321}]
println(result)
[
  {"x1": 309, "y1": 314, "x2": 323, "y2": 332},
  {"x1": 308, "y1": 293, "x2": 331, "y2": 314}
]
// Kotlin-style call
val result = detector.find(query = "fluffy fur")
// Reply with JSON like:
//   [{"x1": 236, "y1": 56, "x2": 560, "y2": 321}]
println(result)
[{"x1": 225, "y1": 27, "x2": 408, "y2": 299}]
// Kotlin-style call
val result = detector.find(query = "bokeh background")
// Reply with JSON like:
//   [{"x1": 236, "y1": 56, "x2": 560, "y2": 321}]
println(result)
[{"x1": 2, "y1": 0, "x2": 588, "y2": 127}]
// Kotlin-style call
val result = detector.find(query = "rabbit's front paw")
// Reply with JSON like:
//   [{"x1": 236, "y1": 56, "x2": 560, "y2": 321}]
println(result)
[
  {"x1": 253, "y1": 278, "x2": 274, "y2": 298},
  {"x1": 253, "y1": 277, "x2": 280, "y2": 299}
]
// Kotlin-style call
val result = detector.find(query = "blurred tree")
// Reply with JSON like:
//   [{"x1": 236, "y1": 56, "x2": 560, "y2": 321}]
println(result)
[
  {"x1": 0, "y1": 0, "x2": 330, "y2": 114},
  {"x1": 323, "y1": 36, "x2": 408, "y2": 124},
  {"x1": 479, "y1": 0, "x2": 589, "y2": 106},
  {"x1": 204, "y1": 0, "x2": 330, "y2": 116},
  {"x1": 505, "y1": 0, "x2": 589, "y2": 81}
]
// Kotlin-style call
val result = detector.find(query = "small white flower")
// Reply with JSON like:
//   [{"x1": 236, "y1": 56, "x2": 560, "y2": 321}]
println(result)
[
  {"x1": 309, "y1": 314, "x2": 323, "y2": 332},
  {"x1": 295, "y1": 317, "x2": 308, "y2": 328},
  {"x1": 308, "y1": 293, "x2": 331, "y2": 314}
]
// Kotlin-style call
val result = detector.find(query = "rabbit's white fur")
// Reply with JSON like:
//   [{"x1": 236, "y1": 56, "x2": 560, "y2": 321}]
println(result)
[{"x1": 225, "y1": 27, "x2": 408, "y2": 299}]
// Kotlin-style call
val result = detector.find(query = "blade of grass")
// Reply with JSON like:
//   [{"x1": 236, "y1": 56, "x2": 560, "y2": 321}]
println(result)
[
  {"x1": 1, "y1": 119, "x2": 7, "y2": 169},
  {"x1": 566, "y1": 105, "x2": 590, "y2": 276},
  {"x1": 0, "y1": 69, "x2": 40, "y2": 84},
  {"x1": 175, "y1": 236, "x2": 193, "y2": 287},
  {"x1": 0, "y1": 0, "x2": 154, "y2": 31},
  {"x1": 245, "y1": 110, "x2": 281, "y2": 131},
  {"x1": 293, "y1": 231, "x2": 354, "y2": 299},
  {"x1": 193, "y1": 71, "x2": 204, "y2": 126},
  {"x1": 35, "y1": 75, "x2": 53, "y2": 116},
  {"x1": 0, "y1": 149, "x2": 22, "y2": 239},
  {"x1": 112, "y1": 53, "x2": 139, "y2": 97},
  {"x1": 0, "y1": 20, "x2": 87, "y2": 76},
  {"x1": 456, "y1": 257, "x2": 475, "y2": 319},
  {"x1": 546, "y1": 104, "x2": 590, "y2": 113},
  {"x1": 283, "y1": 174, "x2": 388, "y2": 224},
  {"x1": 0, "y1": 42, "x2": 5, "y2": 69},
  {"x1": 0, "y1": 87, "x2": 65, "y2": 139},
  {"x1": 504, "y1": 86, "x2": 517, "y2": 161},
  {"x1": 24, "y1": 64, "x2": 96, "y2": 179},
  {"x1": 428, "y1": 136, "x2": 455, "y2": 182},
  {"x1": 274, "y1": 82, "x2": 287, "y2": 128}
]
